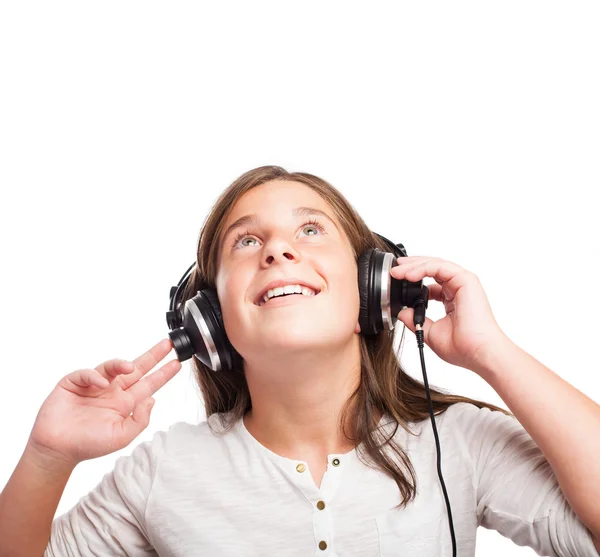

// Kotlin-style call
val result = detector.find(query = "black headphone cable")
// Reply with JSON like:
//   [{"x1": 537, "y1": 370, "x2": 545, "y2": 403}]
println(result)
[{"x1": 413, "y1": 287, "x2": 457, "y2": 556}]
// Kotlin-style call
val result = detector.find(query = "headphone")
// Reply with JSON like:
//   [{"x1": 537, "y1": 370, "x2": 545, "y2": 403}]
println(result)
[
  {"x1": 166, "y1": 232, "x2": 424, "y2": 367},
  {"x1": 165, "y1": 231, "x2": 457, "y2": 556}
]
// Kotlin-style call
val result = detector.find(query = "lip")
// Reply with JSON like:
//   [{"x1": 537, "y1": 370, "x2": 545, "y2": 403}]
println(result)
[{"x1": 254, "y1": 278, "x2": 322, "y2": 306}]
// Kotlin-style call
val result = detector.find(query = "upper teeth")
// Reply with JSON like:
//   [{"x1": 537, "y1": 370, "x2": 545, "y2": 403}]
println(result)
[{"x1": 260, "y1": 284, "x2": 317, "y2": 306}]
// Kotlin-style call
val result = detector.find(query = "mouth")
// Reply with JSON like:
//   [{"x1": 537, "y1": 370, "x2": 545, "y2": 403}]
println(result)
[
  {"x1": 257, "y1": 291, "x2": 320, "y2": 308},
  {"x1": 254, "y1": 282, "x2": 322, "y2": 307},
  {"x1": 254, "y1": 280, "x2": 322, "y2": 306}
]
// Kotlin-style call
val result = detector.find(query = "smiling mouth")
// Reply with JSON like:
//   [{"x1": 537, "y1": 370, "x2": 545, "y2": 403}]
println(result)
[{"x1": 257, "y1": 292, "x2": 320, "y2": 307}]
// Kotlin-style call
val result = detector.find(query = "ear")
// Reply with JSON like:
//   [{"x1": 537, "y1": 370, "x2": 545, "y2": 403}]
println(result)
[{"x1": 355, "y1": 321, "x2": 361, "y2": 334}]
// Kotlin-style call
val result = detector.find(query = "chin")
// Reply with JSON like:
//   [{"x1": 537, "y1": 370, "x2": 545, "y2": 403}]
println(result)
[{"x1": 259, "y1": 327, "x2": 349, "y2": 351}]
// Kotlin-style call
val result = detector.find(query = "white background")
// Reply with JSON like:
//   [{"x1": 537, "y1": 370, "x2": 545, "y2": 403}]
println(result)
[{"x1": 1, "y1": 2, "x2": 599, "y2": 555}]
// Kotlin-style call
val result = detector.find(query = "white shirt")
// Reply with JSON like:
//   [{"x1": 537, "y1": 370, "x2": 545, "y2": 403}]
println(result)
[{"x1": 44, "y1": 402, "x2": 597, "y2": 556}]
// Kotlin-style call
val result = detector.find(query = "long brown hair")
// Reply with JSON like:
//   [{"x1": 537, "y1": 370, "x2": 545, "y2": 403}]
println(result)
[{"x1": 180, "y1": 165, "x2": 514, "y2": 509}]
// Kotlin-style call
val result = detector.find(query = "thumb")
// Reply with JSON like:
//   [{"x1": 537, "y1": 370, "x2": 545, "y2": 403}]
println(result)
[
  {"x1": 121, "y1": 397, "x2": 155, "y2": 443},
  {"x1": 397, "y1": 306, "x2": 435, "y2": 343},
  {"x1": 397, "y1": 306, "x2": 415, "y2": 332}
]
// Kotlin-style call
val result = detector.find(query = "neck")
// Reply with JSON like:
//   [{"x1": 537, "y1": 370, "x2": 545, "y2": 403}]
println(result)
[{"x1": 242, "y1": 333, "x2": 381, "y2": 459}]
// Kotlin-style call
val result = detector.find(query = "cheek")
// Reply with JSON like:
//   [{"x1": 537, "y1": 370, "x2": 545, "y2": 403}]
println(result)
[
  {"x1": 324, "y1": 257, "x2": 359, "y2": 302},
  {"x1": 215, "y1": 268, "x2": 235, "y2": 308},
  {"x1": 216, "y1": 267, "x2": 251, "y2": 312},
  {"x1": 338, "y1": 275, "x2": 360, "y2": 310}
]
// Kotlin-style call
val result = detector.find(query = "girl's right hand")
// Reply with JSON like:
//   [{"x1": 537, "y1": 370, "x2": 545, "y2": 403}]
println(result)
[{"x1": 27, "y1": 338, "x2": 182, "y2": 467}]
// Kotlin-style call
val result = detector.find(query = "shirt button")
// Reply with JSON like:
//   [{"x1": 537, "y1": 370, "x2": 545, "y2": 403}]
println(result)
[
  {"x1": 318, "y1": 541, "x2": 327, "y2": 550},
  {"x1": 316, "y1": 500, "x2": 326, "y2": 510},
  {"x1": 332, "y1": 458, "x2": 340, "y2": 466},
  {"x1": 296, "y1": 463, "x2": 306, "y2": 473}
]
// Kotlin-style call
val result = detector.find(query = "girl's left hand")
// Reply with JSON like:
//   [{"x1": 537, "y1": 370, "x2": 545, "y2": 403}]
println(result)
[{"x1": 390, "y1": 256, "x2": 510, "y2": 375}]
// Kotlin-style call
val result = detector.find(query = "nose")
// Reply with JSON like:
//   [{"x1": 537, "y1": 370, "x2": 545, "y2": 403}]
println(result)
[{"x1": 260, "y1": 238, "x2": 300, "y2": 267}]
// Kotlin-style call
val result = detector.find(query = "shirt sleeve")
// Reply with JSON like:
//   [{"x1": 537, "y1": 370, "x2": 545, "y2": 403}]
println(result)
[
  {"x1": 449, "y1": 402, "x2": 598, "y2": 557},
  {"x1": 43, "y1": 431, "x2": 163, "y2": 557}
]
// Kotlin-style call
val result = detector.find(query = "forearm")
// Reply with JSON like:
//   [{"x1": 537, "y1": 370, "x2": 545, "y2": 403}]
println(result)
[
  {"x1": 0, "y1": 443, "x2": 76, "y2": 557},
  {"x1": 472, "y1": 334, "x2": 600, "y2": 540}
]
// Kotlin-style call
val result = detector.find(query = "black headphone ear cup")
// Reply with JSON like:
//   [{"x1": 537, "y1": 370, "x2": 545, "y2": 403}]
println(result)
[{"x1": 358, "y1": 248, "x2": 377, "y2": 336}]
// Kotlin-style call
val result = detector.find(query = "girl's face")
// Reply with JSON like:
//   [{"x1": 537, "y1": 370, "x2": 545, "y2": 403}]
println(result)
[{"x1": 215, "y1": 180, "x2": 361, "y2": 362}]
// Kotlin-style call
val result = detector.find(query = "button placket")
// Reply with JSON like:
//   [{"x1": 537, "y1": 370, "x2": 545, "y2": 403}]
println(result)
[
  {"x1": 289, "y1": 454, "x2": 352, "y2": 555},
  {"x1": 312, "y1": 454, "x2": 350, "y2": 555},
  {"x1": 313, "y1": 498, "x2": 333, "y2": 554}
]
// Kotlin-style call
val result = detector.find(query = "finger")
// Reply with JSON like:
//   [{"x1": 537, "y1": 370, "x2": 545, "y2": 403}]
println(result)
[
  {"x1": 390, "y1": 258, "x2": 435, "y2": 276},
  {"x1": 126, "y1": 358, "x2": 183, "y2": 401},
  {"x1": 119, "y1": 338, "x2": 175, "y2": 390},
  {"x1": 396, "y1": 255, "x2": 430, "y2": 264},
  {"x1": 65, "y1": 368, "x2": 111, "y2": 391},
  {"x1": 426, "y1": 283, "x2": 444, "y2": 302},
  {"x1": 391, "y1": 262, "x2": 450, "y2": 293},
  {"x1": 118, "y1": 397, "x2": 155, "y2": 445},
  {"x1": 392, "y1": 259, "x2": 461, "y2": 285},
  {"x1": 95, "y1": 359, "x2": 136, "y2": 381}
]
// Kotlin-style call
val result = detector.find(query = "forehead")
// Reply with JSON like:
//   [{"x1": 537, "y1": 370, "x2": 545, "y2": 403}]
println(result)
[
  {"x1": 217, "y1": 180, "x2": 339, "y2": 260},
  {"x1": 222, "y1": 181, "x2": 336, "y2": 235},
  {"x1": 228, "y1": 180, "x2": 327, "y2": 215}
]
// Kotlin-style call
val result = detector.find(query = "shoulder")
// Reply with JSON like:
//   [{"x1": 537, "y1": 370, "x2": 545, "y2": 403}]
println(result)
[
  {"x1": 437, "y1": 401, "x2": 515, "y2": 429},
  {"x1": 435, "y1": 401, "x2": 518, "y2": 445},
  {"x1": 147, "y1": 411, "x2": 241, "y2": 463},
  {"x1": 398, "y1": 401, "x2": 512, "y2": 440},
  {"x1": 435, "y1": 401, "x2": 531, "y2": 476}
]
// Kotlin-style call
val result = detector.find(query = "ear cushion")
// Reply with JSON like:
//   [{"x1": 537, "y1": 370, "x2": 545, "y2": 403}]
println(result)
[
  {"x1": 358, "y1": 248, "x2": 377, "y2": 336},
  {"x1": 201, "y1": 288, "x2": 224, "y2": 331}
]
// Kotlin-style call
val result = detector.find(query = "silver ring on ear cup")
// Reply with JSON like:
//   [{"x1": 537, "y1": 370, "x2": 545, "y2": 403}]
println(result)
[
  {"x1": 187, "y1": 297, "x2": 221, "y2": 371},
  {"x1": 379, "y1": 251, "x2": 396, "y2": 331}
]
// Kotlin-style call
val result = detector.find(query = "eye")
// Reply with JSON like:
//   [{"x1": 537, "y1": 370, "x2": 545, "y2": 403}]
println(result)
[
  {"x1": 230, "y1": 218, "x2": 327, "y2": 250},
  {"x1": 300, "y1": 218, "x2": 326, "y2": 237}
]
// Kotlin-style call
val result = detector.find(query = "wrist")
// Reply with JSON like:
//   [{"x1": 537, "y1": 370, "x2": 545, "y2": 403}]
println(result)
[
  {"x1": 469, "y1": 330, "x2": 518, "y2": 380},
  {"x1": 24, "y1": 439, "x2": 78, "y2": 474}
]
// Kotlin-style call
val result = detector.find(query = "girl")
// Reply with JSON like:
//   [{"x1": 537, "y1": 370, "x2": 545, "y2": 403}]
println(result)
[{"x1": 1, "y1": 166, "x2": 598, "y2": 556}]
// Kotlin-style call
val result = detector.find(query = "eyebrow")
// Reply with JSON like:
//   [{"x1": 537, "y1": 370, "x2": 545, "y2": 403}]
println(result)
[{"x1": 220, "y1": 206, "x2": 338, "y2": 251}]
